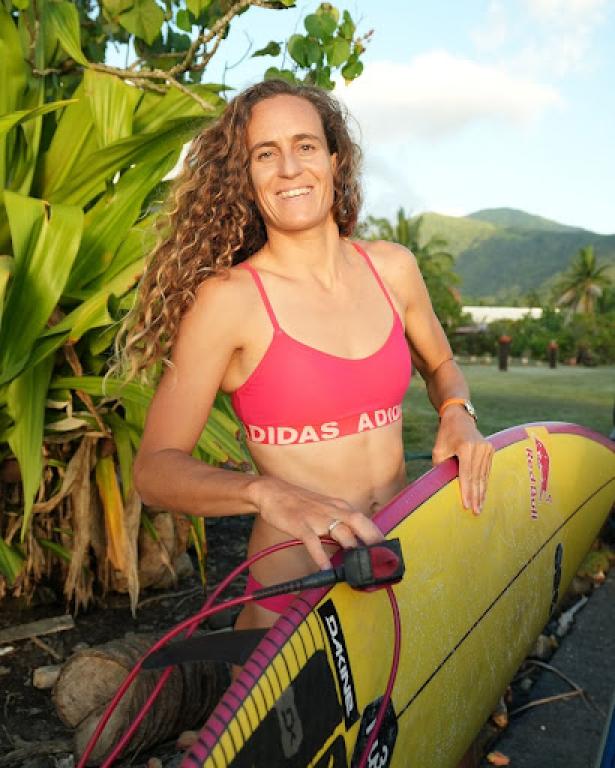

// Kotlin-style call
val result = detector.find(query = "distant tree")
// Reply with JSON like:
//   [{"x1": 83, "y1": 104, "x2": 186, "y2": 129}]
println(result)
[
  {"x1": 556, "y1": 245, "x2": 612, "y2": 315},
  {"x1": 359, "y1": 208, "x2": 462, "y2": 331}
]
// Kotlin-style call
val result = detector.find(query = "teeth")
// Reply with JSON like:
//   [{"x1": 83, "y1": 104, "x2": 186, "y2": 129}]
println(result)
[{"x1": 278, "y1": 187, "x2": 311, "y2": 199}]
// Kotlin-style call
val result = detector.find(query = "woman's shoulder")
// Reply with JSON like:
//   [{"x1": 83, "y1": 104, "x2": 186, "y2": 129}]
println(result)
[
  {"x1": 187, "y1": 264, "x2": 261, "y2": 340},
  {"x1": 352, "y1": 238, "x2": 419, "y2": 296},
  {"x1": 193, "y1": 262, "x2": 258, "y2": 307}
]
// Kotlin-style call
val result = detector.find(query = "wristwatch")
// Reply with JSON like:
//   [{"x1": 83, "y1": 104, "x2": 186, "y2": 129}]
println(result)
[{"x1": 438, "y1": 398, "x2": 477, "y2": 422}]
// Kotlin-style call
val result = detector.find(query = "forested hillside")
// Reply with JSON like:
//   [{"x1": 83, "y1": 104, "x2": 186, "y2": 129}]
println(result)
[{"x1": 414, "y1": 208, "x2": 615, "y2": 302}]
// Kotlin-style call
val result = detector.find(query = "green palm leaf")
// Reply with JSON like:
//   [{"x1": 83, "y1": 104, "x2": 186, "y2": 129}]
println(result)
[
  {"x1": 0, "y1": 191, "x2": 83, "y2": 385},
  {"x1": 0, "y1": 538, "x2": 25, "y2": 585},
  {"x1": 51, "y1": 375, "x2": 246, "y2": 465},
  {"x1": 7, "y1": 355, "x2": 55, "y2": 541},
  {"x1": 0, "y1": 100, "x2": 78, "y2": 138},
  {"x1": 45, "y1": 117, "x2": 206, "y2": 207}
]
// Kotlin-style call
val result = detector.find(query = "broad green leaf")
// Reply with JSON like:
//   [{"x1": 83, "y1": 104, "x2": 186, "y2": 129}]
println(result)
[
  {"x1": 102, "y1": 0, "x2": 133, "y2": 15},
  {"x1": 339, "y1": 10, "x2": 355, "y2": 41},
  {"x1": 0, "y1": 539, "x2": 25, "y2": 585},
  {"x1": 186, "y1": 0, "x2": 213, "y2": 16},
  {"x1": 48, "y1": 117, "x2": 207, "y2": 207},
  {"x1": 264, "y1": 67, "x2": 298, "y2": 86},
  {"x1": 315, "y1": 65, "x2": 334, "y2": 91},
  {"x1": 82, "y1": 223, "x2": 153, "y2": 291},
  {"x1": 67, "y1": 153, "x2": 175, "y2": 291},
  {"x1": 324, "y1": 37, "x2": 350, "y2": 67},
  {"x1": 304, "y1": 13, "x2": 336, "y2": 40},
  {"x1": 84, "y1": 70, "x2": 140, "y2": 148},
  {"x1": 252, "y1": 41, "x2": 281, "y2": 58},
  {"x1": 8, "y1": 355, "x2": 54, "y2": 541},
  {"x1": 46, "y1": 1, "x2": 89, "y2": 66},
  {"x1": 0, "y1": 100, "x2": 77, "y2": 138},
  {"x1": 287, "y1": 34, "x2": 306, "y2": 66},
  {"x1": 287, "y1": 34, "x2": 314, "y2": 68},
  {"x1": 41, "y1": 83, "x2": 98, "y2": 197},
  {"x1": 341, "y1": 55, "x2": 363, "y2": 82},
  {"x1": 316, "y1": 3, "x2": 338, "y2": 22},
  {"x1": 12, "y1": 0, "x2": 30, "y2": 9},
  {"x1": 0, "y1": 192, "x2": 83, "y2": 384},
  {"x1": 105, "y1": 411, "x2": 134, "y2": 499},
  {"x1": 176, "y1": 8, "x2": 191, "y2": 31},
  {"x1": 119, "y1": 0, "x2": 164, "y2": 45},
  {"x1": 0, "y1": 256, "x2": 13, "y2": 331},
  {"x1": 51, "y1": 375, "x2": 246, "y2": 464},
  {"x1": 132, "y1": 84, "x2": 223, "y2": 133},
  {"x1": 0, "y1": 8, "x2": 28, "y2": 118},
  {"x1": 23, "y1": 254, "x2": 149, "y2": 374}
]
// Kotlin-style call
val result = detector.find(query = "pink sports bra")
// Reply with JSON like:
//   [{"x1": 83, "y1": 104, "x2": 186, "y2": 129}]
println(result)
[{"x1": 231, "y1": 242, "x2": 412, "y2": 445}]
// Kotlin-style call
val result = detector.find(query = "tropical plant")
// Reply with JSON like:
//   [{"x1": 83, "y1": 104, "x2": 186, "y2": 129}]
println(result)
[
  {"x1": 556, "y1": 245, "x2": 613, "y2": 315},
  {"x1": 0, "y1": 0, "x2": 366, "y2": 611},
  {"x1": 359, "y1": 208, "x2": 463, "y2": 331}
]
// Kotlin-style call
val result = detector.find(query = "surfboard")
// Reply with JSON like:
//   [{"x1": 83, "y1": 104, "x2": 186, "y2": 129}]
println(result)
[
  {"x1": 182, "y1": 422, "x2": 615, "y2": 768},
  {"x1": 597, "y1": 689, "x2": 615, "y2": 768}
]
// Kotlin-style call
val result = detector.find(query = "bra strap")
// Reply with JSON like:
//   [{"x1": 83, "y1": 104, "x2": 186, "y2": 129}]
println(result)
[
  {"x1": 238, "y1": 262, "x2": 280, "y2": 330},
  {"x1": 351, "y1": 241, "x2": 398, "y2": 314}
]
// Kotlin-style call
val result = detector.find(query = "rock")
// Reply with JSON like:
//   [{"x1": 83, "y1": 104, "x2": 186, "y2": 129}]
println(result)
[
  {"x1": 72, "y1": 642, "x2": 90, "y2": 653},
  {"x1": 33, "y1": 665, "x2": 62, "y2": 690},
  {"x1": 176, "y1": 730, "x2": 199, "y2": 750},
  {"x1": 531, "y1": 634, "x2": 553, "y2": 660}
]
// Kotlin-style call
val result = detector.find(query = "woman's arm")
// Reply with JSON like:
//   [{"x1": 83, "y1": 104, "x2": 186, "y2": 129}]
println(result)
[{"x1": 368, "y1": 240, "x2": 494, "y2": 515}]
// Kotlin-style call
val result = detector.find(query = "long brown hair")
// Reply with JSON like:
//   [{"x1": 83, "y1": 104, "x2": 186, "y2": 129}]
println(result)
[{"x1": 116, "y1": 79, "x2": 362, "y2": 380}]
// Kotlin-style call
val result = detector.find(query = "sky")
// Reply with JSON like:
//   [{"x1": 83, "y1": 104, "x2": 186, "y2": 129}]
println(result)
[{"x1": 111, "y1": 0, "x2": 615, "y2": 234}]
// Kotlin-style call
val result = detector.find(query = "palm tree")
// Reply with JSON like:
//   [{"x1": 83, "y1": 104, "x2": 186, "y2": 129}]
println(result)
[
  {"x1": 360, "y1": 208, "x2": 461, "y2": 330},
  {"x1": 557, "y1": 246, "x2": 612, "y2": 315}
]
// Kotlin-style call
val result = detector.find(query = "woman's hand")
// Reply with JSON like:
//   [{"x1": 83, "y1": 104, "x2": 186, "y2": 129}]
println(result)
[
  {"x1": 250, "y1": 476, "x2": 385, "y2": 570},
  {"x1": 432, "y1": 408, "x2": 494, "y2": 515}
]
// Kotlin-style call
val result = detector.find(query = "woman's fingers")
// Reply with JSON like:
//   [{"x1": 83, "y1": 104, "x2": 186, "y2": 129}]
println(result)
[
  {"x1": 324, "y1": 520, "x2": 358, "y2": 549},
  {"x1": 457, "y1": 440, "x2": 494, "y2": 515},
  {"x1": 302, "y1": 528, "x2": 333, "y2": 571}
]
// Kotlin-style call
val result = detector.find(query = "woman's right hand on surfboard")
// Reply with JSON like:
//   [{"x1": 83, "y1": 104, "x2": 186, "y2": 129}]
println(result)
[{"x1": 251, "y1": 476, "x2": 385, "y2": 571}]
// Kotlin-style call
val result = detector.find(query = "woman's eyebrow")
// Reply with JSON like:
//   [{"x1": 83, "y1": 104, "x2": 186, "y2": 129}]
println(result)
[{"x1": 249, "y1": 132, "x2": 323, "y2": 155}]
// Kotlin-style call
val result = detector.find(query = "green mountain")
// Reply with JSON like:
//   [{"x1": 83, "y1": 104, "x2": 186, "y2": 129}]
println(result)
[
  {"x1": 414, "y1": 209, "x2": 615, "y2": 303},
  {"x1": 466, "y1": 207, "x2": 585, "y2": 233}
]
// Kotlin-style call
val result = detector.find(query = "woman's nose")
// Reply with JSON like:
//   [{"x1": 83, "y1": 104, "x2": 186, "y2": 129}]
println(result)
[{"x1": 278, "y1": 149, "x2": 301, "y2": 177}]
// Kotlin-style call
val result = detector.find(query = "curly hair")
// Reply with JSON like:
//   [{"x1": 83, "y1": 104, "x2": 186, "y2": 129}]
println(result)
[{"x1": 116, "y1": 79, "x2": 362, "y2": 381}]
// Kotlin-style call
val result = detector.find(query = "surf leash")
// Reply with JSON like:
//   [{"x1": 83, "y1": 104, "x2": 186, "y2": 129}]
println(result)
[{"x1": 77, "y1": 539, "x2": 404, "y2": 768}]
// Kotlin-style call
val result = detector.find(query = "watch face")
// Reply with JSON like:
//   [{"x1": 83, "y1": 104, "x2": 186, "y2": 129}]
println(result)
[{"x1": 465, "y1": 401, "x2": 477, "y2": 419}]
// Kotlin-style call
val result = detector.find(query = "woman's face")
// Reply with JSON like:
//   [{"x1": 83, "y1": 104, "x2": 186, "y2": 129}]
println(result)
[{"x1": 246, "y1": 94, "x2": 337, "y2": 234}]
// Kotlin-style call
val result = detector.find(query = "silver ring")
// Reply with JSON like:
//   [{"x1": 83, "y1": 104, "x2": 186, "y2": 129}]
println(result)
[{"x1": 327, "y1": 519, "x2": 342, "y2": 534}]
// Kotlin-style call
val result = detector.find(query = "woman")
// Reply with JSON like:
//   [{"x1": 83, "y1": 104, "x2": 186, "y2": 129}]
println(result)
[{"x1": 128, "y1": 79, "x2": 493, "y2": 634}]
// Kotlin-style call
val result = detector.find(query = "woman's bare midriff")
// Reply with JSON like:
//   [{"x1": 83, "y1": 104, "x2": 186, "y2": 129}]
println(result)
[{"x1": 234, "y1": 419, "x2": 408, "y2": 631}]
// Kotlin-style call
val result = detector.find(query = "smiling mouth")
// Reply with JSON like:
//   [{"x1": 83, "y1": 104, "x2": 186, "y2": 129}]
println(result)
[{"x1": 277, "y1": 186, "x2": 312, "y2": 199}]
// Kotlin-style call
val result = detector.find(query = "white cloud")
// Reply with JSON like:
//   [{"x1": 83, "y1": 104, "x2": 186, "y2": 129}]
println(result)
[
  {"x1": 513, "y1": 0, "x2": 608, "y2": 76},
  {"x1": 523, "y1": 0, "x2": 607, "y2": 22},
  {"x1": 338, "y1": 52, "x2": 561, "y2": 144},
  {"x1": 471, "y1": 1, "x2": 510, "y2": 52}
]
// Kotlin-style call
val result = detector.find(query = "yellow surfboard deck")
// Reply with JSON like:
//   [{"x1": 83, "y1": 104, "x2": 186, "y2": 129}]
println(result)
[{"x1": 184, "y1": 423, "x2": 615, "y2": 768}]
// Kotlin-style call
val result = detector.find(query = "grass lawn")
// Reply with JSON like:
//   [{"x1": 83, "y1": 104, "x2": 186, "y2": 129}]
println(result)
[{"x1": 402, "y1": 364, "x2": 615, "y2": 481}]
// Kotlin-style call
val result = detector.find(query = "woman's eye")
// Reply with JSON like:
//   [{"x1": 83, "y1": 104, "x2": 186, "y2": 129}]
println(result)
[
  {"x1": 299, "y1": 143, "x2": 316, "y2": 152},
  {"x1": 256, "y1": 150, "x2": 274, "y2": 161}
]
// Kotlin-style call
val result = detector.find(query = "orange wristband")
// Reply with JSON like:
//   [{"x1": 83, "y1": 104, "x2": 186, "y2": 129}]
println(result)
[{"x1": 438, "y1": 397, "x2": 467, "y2": 418}]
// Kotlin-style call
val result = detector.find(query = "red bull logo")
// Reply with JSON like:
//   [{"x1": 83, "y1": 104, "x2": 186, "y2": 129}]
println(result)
[{"x1": 525, "y1": 436, "x2": 552, "y2": 519}]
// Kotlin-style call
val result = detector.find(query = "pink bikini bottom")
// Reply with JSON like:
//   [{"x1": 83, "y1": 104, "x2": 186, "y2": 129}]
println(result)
[{"x1": 244, "y1": 572, "x2": 297, "y2": 615}]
